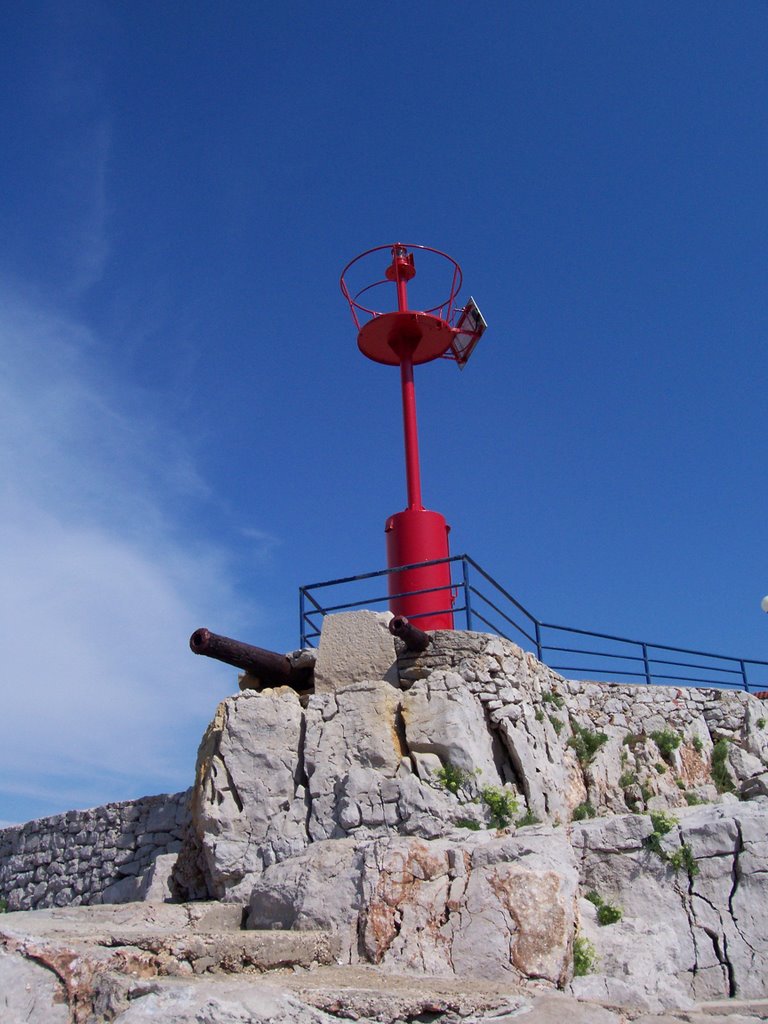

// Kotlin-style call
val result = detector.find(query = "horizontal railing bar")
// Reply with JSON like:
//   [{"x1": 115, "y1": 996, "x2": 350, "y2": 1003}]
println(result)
[
  {"x1": 548, "y1": 665, "x2": 648, "y2": 679},
  {"x1": 542, "y1": 621, "x2": 768, "y2": 666},
  {"x1": 544, "y1": 645, "x2": 643, "y2": 664},
  {"x1": 301, "y1": 555, "x2": 464, "y2": 592},
  {"x1": 645, "y1": 671, "x2": 743, "y2": 687},
  {"x1": 318, "y1": 581, "x2": 453, "y2": 615},
  {"x1": 648, "y1": 656, "x2": 742, "y2": 676}
]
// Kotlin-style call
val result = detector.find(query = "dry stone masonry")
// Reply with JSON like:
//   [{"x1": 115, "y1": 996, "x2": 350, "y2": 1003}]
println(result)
[
  {"x1": 0, "y1": 790, "x2": 190, "y2": 911},
  {"x1": 1, "y1": 612, "x2": 767, "y2": 1023}
]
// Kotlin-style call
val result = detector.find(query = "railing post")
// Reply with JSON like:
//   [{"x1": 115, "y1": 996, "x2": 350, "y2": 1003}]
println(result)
[
  {"x1": 535, "y1": 621, "x2": 542, "y2": 661},
  {"x1": 740, "y1": 660, "x2": 749, "y2": 692},
  {"x1": 642, "y1": 643, "x2": 652, "y2": 686},
  {"x1": 299, "y1": 588, "x2": 307, "y2": 648},
  {"x1": 461, "y1": 557, "x2": 473, "y2": 630}
]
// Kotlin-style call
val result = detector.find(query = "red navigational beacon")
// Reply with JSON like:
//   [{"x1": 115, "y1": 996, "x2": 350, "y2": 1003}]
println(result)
[{"x1": 340, "y1": 244, "x2": 487, "y2": 631}]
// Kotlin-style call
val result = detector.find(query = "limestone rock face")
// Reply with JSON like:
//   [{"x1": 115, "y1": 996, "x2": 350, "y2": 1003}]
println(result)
[
  {"x1": 185, "y1": 687, "x2": 310, "y2": 901},
  {"x1": 179, "y1": 622, "x2": 768, "y2": 906},
  {"x1": 247, "y1": 829, "x2": 578, "y2": 985},
  {"x1": 167, "y1": 617, "x2": 768, "y2": 1010}
]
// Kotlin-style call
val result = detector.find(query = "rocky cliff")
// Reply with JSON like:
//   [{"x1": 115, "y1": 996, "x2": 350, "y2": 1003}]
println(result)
[{"x1": 2, "y1": 612, "x2": 767, "y2": 1023}]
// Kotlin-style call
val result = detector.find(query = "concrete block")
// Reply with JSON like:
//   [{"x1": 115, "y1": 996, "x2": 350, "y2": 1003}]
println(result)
[{"x1": 313, "y1": 611, "x2": 399, "y2": 693}]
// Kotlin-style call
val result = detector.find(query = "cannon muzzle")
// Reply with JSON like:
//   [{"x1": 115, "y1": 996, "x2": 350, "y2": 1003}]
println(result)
[
  {"x1": 388, "y1": 615, "x2": 431, "y2": 652},
  {"x1": 190, "y1": 628, "x2": 313, "y2": 690}
]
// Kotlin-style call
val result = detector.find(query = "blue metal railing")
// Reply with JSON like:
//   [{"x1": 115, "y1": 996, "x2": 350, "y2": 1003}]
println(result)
[{"x1": 299, "y1": 554, "x2": 768, "y2": 694}]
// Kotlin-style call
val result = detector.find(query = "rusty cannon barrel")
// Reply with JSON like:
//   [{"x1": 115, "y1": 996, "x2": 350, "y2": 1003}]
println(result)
[
  {"x1": 388, "y1": 615, "x2": 431, "y2": 652},
  {"x1": 189, "y1": 628, "x2": 313, "y2": 690}
]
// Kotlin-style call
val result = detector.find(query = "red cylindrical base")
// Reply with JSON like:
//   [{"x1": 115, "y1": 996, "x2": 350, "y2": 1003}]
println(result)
[{"x1": 385, "y1": 508, "x2": 454, "y2": 630}]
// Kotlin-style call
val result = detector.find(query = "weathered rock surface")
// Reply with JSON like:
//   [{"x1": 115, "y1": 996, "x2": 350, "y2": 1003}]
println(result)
[
  {"x1": 3, "y1": 615, "x2": 767, "y2": 1021},
  {"x1": 247, "y1": 827, "x2": 579, "y2": 982},
  {"x1": 3, "y1": 901, "x2": 768, "y2": 1024},
  {"x1": 178, "y1": 622, "x2": 768, "y2": 904}
]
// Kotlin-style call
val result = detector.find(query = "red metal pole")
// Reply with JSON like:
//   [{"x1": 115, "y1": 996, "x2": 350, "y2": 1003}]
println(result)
[
  {"x1": 391, "y1": 248, "x2": 424, "y2": 512},
  {"x1": 400, "y1": 352, "x2": 423, "y2": 510}
]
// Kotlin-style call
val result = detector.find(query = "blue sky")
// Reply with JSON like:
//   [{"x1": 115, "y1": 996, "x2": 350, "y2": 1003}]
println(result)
[{"x1": 1, "y1": 2, "x2": 767, "y2": 826}]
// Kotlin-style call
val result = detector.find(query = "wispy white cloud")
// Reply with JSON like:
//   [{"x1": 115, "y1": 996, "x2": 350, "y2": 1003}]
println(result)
[{"x1": 0, "y1": 291, "x2": 258, "y2": 821}]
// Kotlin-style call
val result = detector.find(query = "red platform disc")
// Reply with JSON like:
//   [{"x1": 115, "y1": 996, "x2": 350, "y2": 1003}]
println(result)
[{"x1": 357, "y1": 312, "x2": 455, "y2": 366}]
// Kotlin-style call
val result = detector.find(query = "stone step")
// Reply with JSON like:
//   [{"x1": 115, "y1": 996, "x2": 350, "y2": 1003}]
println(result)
[
  {"x1": 96, "y1": 927, "x2": 340, "y2": 974},
  {"x1": 0, "y1": 903, "x2": 339, "y2": 977}
]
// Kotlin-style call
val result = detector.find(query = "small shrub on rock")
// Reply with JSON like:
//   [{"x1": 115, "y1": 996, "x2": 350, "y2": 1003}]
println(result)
[
  {"x1": 572, "y1": 801, "x2": 596, "y2": 821},
  {"x1": 619, "y1": 771, "x2": 636, "y2": 789},
  {"x1": 692, "y1": 736, "x2": 704, "y2": 753},
  {"x1": 435, "y1": 762, "x2": 474, "y2": 795},
  {"x1": 583, "y1": 889, "x2": 623, "y2": 925},
  {"x1": 456, "y1": 818, "x2": 480, "y2": 831},
  {"x1": 651, "y1": 729, "x2": 681, "y2": 764},
  {"x1": 597, "y1": 902, "x2": 623, "y2": 926},
  {"x1": 573, "y1": 935, "x2": 598, "y2": 976},
  {"x1": 516, "y1": 810, "x2": 540, "y2": 828},
  {"x1": 0, "y1": 897, "x2": 7, "y2": 913},
  {"x1": 542, "y1": 690, "x2": 565, "y2": 709},
  {"x1": 568, "y1": 723, "x2": 608, "y2": 766},
  {"x1": 549, "y1": 714, "x2": 564, "y2": 734},
  {"x1": 481, "y1": 786, "x2": 519, "y2": 829},
  {"x1": 711, "y1": 739, "x2": 735, "y2": 793},
  {"x1": 757, "y1": 718, "x2": 766, "y2": 730},
  {"x1": 623, "y1": 732, "x2": 645, "y2": 747},
  {"x1": 668, "y1": 843, "x2": 700, "y2": 878},
  {"x1": 685, "y1": 791, "x2": 704, "y2": 806},
  {"x1": 645, "y1": 810, "x2": 677, "y2": 856}
]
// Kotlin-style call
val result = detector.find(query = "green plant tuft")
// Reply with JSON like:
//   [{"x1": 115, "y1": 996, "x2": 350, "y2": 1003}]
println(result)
[
  {"x1": 692, "y1": 736, "x2": 704, "y2": 753},
  {"x1": 619, "y1": 771, "x2": 636, "y2": 789},
  {"x1": 685, "y1": 791, "x2": 704, "y2": 806},
  {"x1": 655, "y1": 762, "x2": 667, "y2": 774},
  {"x1": 549, "y1": 714, "x2": 564, "y2": 734},
  {"x1": 481, "y1": 786, "x2": 519, "y2": 829},
  {"x1": 757, "y1": 718, "x2": 766, "y2": 730},
  {"x1": 583, "y1": 889, "x2": 623, "y2": 925},
  {"x1": 651, "y1": 729, "x2": 682, "y2": 764},
  {"x1": 668, "y1": 843, "x2": 700, "y2": 877},
  {"x1": 597, "y1": 903, "x2": 623, "y2": 926},
  {"x1": 535, "y1": 708, "x2": 545, "y2": 723},
  {"x1": 542, "y1": 690, "x2": 565, "y2": 709},
  {"x1": 711, "y1": 739, "x2": 735, "y2": 793},
  {"x1": 676, "y1": 778, "x2": 686, "y2": 790},
  {"x1": 0, "y1": 897, "x2": 7, "y2": 914},
  {"x1": 649, "y1": 810, "x2": 677, "y2": 835},
  {"x1": 572, "y1": 801, "x2": 596, "y2": 821},
  {"x1": 573, "y1": 935, "x2": 598, "y2": 976},
  {"x1": 568, "y1": 723, "x2": 608, "y2": 766},
  {"x1": 645, "y1": 810, "x2": 678, "y2": 856},
  {"x1": 623, "y1": 732, "x2": 645, "y2": 747},
  {"x1": 435, "y1": 762, "x2": 473, "y2": 795},
  {"x1": 516, "y1": 809, "x2": 541, "y2": 827},
  {"x1": 456, "y1": 818, "x2": 481, "y2": 831}
]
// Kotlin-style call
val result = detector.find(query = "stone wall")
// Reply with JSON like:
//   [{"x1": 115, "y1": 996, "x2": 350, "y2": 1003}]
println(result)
[{"x1": 0, "y1": 789, "x2": 190, "y2": 911}]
